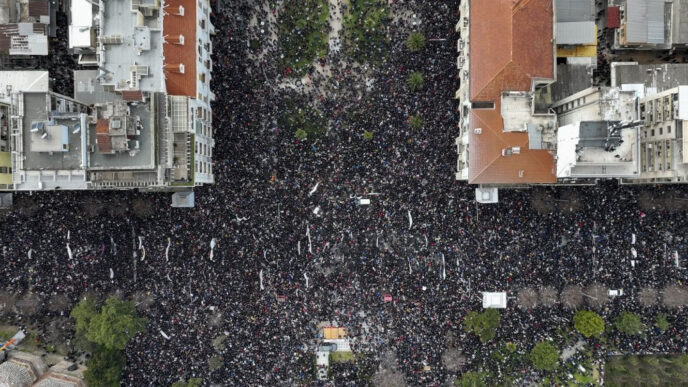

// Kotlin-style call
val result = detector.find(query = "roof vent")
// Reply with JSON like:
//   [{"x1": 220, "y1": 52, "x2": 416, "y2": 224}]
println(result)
[
  {"x1": 166, "y1": 34, "x2": 184, "y2": 45},
  {"x1": 474, "y1": 128, "x2": 482, "y2": 134},
  {"x1": 163, "y1": 63, "x2": 185, "y2": 74},
  {"x1": 518, "y1": 170, "x2": 525, "y2": 178}
]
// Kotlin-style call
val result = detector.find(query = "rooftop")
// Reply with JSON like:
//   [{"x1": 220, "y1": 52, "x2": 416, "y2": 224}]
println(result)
[
  {"x1": 557, "y1": 122, "x2": 638, "y2": 178},
  {"x1": 88, "y1": 101, "x2": 156, "y2": 170},
  {"x1": 162, "y1": 0, "x2": 196, "y2": 97},
  {"x1": 468, "y1": 0, "x2": 556, "y2": 184},
  {"x1": 21, "y1": 92, "x2": 85, "y2": 170},
  {"x1": 624, "y1": 0, "x2": 667, "y2": 45},
  {"x1": 556, "y1": 0, "x2": 594, "y2": 22},
  {"x1": 0, "y1": 70, "x2": 49, "y2": 103},
  {"x1": 99, "y1": 0, "x2": 162, "y2": 92},
  {"x1": 613, "y1": 63, "x2": 688, "y2": 93}
]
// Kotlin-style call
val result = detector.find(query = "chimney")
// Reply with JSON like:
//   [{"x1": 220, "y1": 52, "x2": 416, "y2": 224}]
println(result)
[
  {"x1": 166, "y1": 34, "x2": 184, "y2": 45},
  {"x1": 164, "y1": 63, "x2": 185, "y2": 74},
  {"x1": 168, "y1": 5, "x2": 184, "y2": 16}
]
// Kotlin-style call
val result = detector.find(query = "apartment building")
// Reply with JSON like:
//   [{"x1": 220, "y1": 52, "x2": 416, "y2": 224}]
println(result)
[
  {"x1": 454, "y1": 0, "x2": 688, "y2": 201},
  {"x1": 0, "y1": 0, "x2": 216, "y2": 206},
  {"x1": 454, "y1": 0, "x2": 557, "y2": 185}
]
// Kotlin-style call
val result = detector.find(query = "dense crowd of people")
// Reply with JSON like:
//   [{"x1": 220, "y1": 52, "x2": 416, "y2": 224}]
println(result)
[{"x1": 1, "y1": 0, "x2": 688, "y2": 385}]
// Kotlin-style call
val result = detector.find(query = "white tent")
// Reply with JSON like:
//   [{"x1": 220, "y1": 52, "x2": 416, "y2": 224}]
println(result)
[{"x1": 482, "y1": 292, "x2": 507, "y2": 309}]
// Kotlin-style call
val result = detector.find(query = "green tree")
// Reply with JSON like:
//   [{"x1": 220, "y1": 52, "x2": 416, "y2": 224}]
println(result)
[
  {"x1": 172, "y1": 378, "x2": 203, "y2": 387},
  {"x1": 363, "y1": 130, "x2": 374, "y2": 140},
  {"x1": 530, "y1": 341, "x2": 559, "y2": 371},
  {"x1": 71, "y1": 295, "x2": 99, "y2": 335},
  {"x1": 295, "y1": 129, "x2": 307, "y2": 140},
  {"x1": 615, "y1": 312, "x2": 645, "y2": 336},
  {"x1": 655, "y1": 313, "x2": 670, "y2": 332},
  {"x1": 342, "y1": 0, "x2": 390, "y2": 64},
  {"x1": 278, "y1": 0, "x2": 329, "y2": 76},
  {"x1": 84, "y1": 347, "x2": 125, "y2": 387},
  {"x1": 408, "y1": 115, "x2": 424, "y2": 129},
  {"x1": 406, "y1": 32, "x2": 426, "y2": 52},
  {"x1": 573, "y1": 310, "x2": 605, "y2": 338},
  {"x1": 71, "y1": 295, "x2": 101, "y2": 351},
  {"x1": 456, "y1": 370, "x2": 489, "y2": 387},
  {"x1": 464, "y1": 309, "x2": 500, "y2": 343},
  {"x1": 407, "y1": 71, "x2": 424, "y2": 91},
  {"x1": 87, "y1": 296, "x2": 148, "y2": 350}
]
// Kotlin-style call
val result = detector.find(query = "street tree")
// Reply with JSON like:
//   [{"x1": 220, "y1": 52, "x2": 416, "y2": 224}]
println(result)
[
  {"x1": 574, "y1": 310, "x2": 605, "y2": 338},
  {"x1": 615, "y1": 311, "x2": 645, "y2": 336},
  {"x1": 464, "y1": 309, "x2": 500, "y2": 343},
  {"x1": 407, "y1": 71, "x2": 424, "y2": 91},
  {"x1": 86, "y1": 296, "x2": 148, "y2": 351},
  {"x1": 530, "y1": 341, "x2": 559, "y2": 371},
  {"x1": 406, "y1": 32, "x2": 426, "y2": 52},
  {"x1": 408, "y1": 115, "x2": 424, "y2": 129},
  {"x1": 84, "y1": 347, "x2": 125, "y2": 387},
  {"x1": 655, "y1": 313, "x2": 670, "y2": 332}
]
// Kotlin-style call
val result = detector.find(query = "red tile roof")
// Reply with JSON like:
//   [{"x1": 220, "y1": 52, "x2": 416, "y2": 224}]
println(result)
[
  {"x1": 163, "y1": 0, "x2": 196, "y2": 97},
  {"x1": 28, "y1": 0, "x2": 49, "y2": 19},
  {"x1": 468, "y1": 0, "x2": 556, "y2": 184},
  {"x1": 121, "y1": 90, "x2": 143, "y2": 102},
  {"x1": 607, "y1": 6, "x2": 620, "y2": 29},
  {"x1": 96, "y1": 119, "x2": 109, "y2": 134}
]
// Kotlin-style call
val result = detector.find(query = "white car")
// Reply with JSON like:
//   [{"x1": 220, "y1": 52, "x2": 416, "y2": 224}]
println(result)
[{"x1": 608, "y1": 289, "x2": 624, "y2": 297}]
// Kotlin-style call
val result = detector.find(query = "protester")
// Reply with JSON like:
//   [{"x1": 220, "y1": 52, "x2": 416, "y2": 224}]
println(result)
[{"x1": 1, "y1": 0, "x2": 686, "y2": 385}]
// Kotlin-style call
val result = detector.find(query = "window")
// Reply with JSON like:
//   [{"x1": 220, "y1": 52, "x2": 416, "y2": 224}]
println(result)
[
  {"x1": 668, "y1": 126, "x2": 672, "y2": 134},
  {"x1": 471, "y1": 101, "x2": 494, "y2": 109},
  {"x1": 651, "y1": 129, "x2": 655, "y2": 136},
  {"x1": 0, "y1": 166, "x2": 7, "y2": 173},
  {"x1": 660, "y1": 127, "x2": 663, "y2": 135}
]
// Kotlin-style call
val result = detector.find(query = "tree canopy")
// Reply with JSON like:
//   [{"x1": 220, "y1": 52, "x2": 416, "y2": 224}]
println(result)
[
  {"x1": 407, "y1": 71, "x2": 424, "y2": 91},
  {"x1": 278, "y1": 0, "x2": 329, "y2": 76},
  {"x1": 83, "y1": 296, "x2": 148, "y2": 351},
  {"x1": 573, "y1": 310, "x2": 605, "y2": 338},
  {"x1": 408, "y1": 115, "x2": 424, "y2": 129},
  {"x1": 84, "y1": 347, "x2": 125, "y2": 387},
  {"x1": 530, "y1": 341, "x2": 559, "y2": 371},
  {"x1": 655, "y1": 313, "x2": 670, "y2": 332},
  {"x1": 343, "y1": 0, "x2": 390, "y2": 64},
  {"x1": 406, "y1": 32, "x2": 426, "y2": 52},
  {"x1": 615, "y1": 311, "x2": 645, "y2": 336},
  {"x1": 464, "y1": 309, "x2": 500, "y2": 343},
  {"x1": 294, "y1": 129, "x2": 308, "y2": 140},
  {"x1": 456, "y1": 370, "x2": 489, "y2": 387},
  {"x1": 71, "y1": 295, "x2": 99, "y2": 335}
]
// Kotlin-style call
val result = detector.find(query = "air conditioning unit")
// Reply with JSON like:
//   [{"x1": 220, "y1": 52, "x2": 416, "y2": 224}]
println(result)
[
  {"x1": 512, "y1": 146, "x2": 521, "y2": 154},
  {"x1": 474, "y1": 128, "x2": 482, "y2": 134}
]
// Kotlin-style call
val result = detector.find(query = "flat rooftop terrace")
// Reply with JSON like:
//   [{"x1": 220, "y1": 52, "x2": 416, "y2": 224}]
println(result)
[
  {"x1": 88, "y1": 103, "x2": 155, "y2": 170},
  {"x1": 100, "y1": 0, "x2": 162, "y2": 92},
  {"x1": 22, "y1": 93, "x2": 84, "y2": 170}
]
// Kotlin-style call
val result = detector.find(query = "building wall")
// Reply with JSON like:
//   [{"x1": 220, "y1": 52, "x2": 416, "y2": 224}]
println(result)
[
  {"x1": 192, "y1": 0, "x2": 214, "y2": 185},
  {"x1": 455, "y1": 0, "x2": 470, "y2": 180},
  {"x1": 637, "y1": 87, "x2": 688, "y2": 181},
  {"x1": 552, "y1": 87, "x2": 603, "y2": 126}
]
